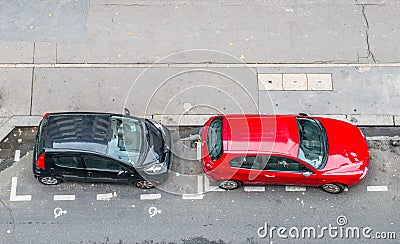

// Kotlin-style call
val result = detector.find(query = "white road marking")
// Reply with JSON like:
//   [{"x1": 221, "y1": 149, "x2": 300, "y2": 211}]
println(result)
[
  {"x1": 285, "y1": 186, "x2": 307, "y2": 192},
  {"x1": 182, "y1": 194, "x2": 204, "y2": 200},
  {"x1": 197, "y1": 175, "x2": 203, "y2": 194},
  {"x1": 244, "y1": 186, "x2": 266, "y2": 192},
  {"x1": 366, "y1": 136, "x2": 400, "y2": 141},
  {"x1": 204, "y1": 177, "x2": 225, "y2": 192},
  {"x1": 367, "y1": 186, "x2": 388, "y2": 192},
  {"x1": 14, "y1": 150, "x2": 20, "y2": 162},
  {"x1": 96, "y1": 193, "x2": 114, "y2": 201},
  {"x1": 54, "y1": 195, "x2": 75, "y2": 201},
  {"x1": 140, "y1": 194, "x2": 161, "y2": 200},
  {"x1": 196, "y1": 141, "x2": 202, "y2": 161},
  {"x1": 10, "y1": 177, "x2": 32, "y2": 201}
]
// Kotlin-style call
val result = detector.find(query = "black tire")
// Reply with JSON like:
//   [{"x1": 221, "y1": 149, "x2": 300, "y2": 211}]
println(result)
[
  {"x1": 38, "y1": 176, "x2": 62, "y2": 185},
  {"x1": 135, "y1": 180, "x2": 155, "y2": 189},
  {"x1": 218, "y1": 180, "x2": 241, "y2": 190},
  {"x1": 321, "y1": 183, "x2": 345, "y2": 194}
]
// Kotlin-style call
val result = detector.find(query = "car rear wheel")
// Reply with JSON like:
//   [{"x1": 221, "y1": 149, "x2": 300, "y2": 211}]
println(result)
[
  {"x1": 135, "y1": 180, "x2": 155, "y2": 189},
  {"x1": 321, "y1": 183, "x2": 345, "y2": 194},
  {"x1": 218, "y1": 180, "x2": 241, "y2": 190},
  {"x1": 38, "y1": 176, "x2": 61, "y2": 185}
]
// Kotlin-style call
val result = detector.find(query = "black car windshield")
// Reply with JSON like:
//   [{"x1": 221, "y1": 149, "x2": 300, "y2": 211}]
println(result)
[
  {"x1": 206, "y1": 117, "x2": 223, "y2": 161},
  {"x1": 296, "y1": 117, "x2": 327, "y2": 169},
  {"x1": 106, "y1": 116, "x2": 144, "y2": 166}
]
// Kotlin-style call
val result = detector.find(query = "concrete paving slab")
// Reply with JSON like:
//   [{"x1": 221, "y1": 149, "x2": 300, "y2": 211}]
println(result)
[
  {"x1": 313, "y1": 114, "x2": 347, "y2": 122},
  {"x1": 0, "y1": 68, "x2": 33, "y2": 117},
  {"x1": 0, "y1": 0, "x2": 89, "y2": 42},
  {"x1": 34, "y1": 42, "x2": 57, "y2": 63},
  {"x1": 32, "y1": 67, "x2": 260, "y2": 116},
  {"x1": 258, "y1": 74, "x2": 283, "y2": 91},
  {"x1": 283, "y1": 74, "x2": 307, "y2": 90},
  {"x1": 0, "y1": 118, "x2": 9, "y2": 127},
  {"x1": 259, "y1": 67, "x2": 400, "y2": 115},
  {"x1": 346, "y1": 114, "x2": 394, "y2": 126},
  {"x1": 395, "y1": 116, "x2": 400, "y2": 126},
  {"x1": 307, "y1": 73, "x2": 333, "y2": 90},
  {"x1": 0, "y1": 42, "x2": 33, "y2": 63}
]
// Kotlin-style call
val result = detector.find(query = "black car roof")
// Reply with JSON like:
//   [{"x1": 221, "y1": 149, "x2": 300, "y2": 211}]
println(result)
[{"x1": 43, "y1": 113, "x2": 113, "y2": 154}]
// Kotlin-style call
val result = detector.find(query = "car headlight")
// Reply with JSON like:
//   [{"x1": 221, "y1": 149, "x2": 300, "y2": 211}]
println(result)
[{"x1": 144, "y1": 163, "x2": 164, "y2": 174}]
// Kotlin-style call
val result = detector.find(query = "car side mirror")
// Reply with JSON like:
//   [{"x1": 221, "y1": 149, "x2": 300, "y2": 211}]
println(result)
[
  {"x1": 118, "y1": 169, "x2": 127, "y2": 176},
  {"x1": 303, "y1": 171, "x2": 312, "y2": 177},
  {"x1": 124, "y1": 108, "x2": 130, "y2": 116}
]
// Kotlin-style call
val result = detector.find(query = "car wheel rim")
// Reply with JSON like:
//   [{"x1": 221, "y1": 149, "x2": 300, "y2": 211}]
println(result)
[
  {"x1": 136, "y1": 181, "x2": 154, "y2": 189},
  {"x1": 323, "y1": 184, "x2": 340, "y2": 193},
  {"x1": 220, "y1": 180, "x2": 238, "y2": 190},
  {"x1": 41, "y1": 177, "x2": 58, "y2": 185}
]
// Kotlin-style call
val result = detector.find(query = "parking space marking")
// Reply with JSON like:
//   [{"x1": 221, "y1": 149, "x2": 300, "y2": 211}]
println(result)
[
  {"x1": 367, "y1": 186, "x2": 388, "y2": 192},
  {"x1": 54, "y1": 195, "x2": 76, "y2": 201},
  {"x1": 10, "y1": 177, "x2": 32, "y2": 202},
  {"x1": 244, "y1": 186, "x2": 266, "y2": 192},
  {"x1": 197, "y1": 175, "x2": 203, "y2": 194},
  {"x1": 285, "y1": 186, "x2": 307, "y2": 192},
  {"x1": 182, "y1": 194, "x2": 204, "y2": 200},
  {"x1": 196, "y1": 141, "x2": 202, "y2": 161},
  {"x1": 14, "y1": 150, "x2": 21, "y2": 161},
  {"x1": 96, "y1": 193, "x2": 114, "y2": 201},
  {"x1": 204, "y1": 177, "x2": 225, "y2": 192},
  {"x1": 140, "y1": 194, "x2": 161, "y2": 200}
]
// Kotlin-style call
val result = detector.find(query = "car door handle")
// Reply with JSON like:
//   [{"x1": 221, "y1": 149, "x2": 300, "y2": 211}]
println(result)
[{"x1": 265, "y1": 174, "x2": 275, "y2": 178}]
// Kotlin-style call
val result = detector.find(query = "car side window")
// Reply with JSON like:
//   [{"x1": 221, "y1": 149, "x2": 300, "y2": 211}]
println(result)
[
  {"x1": 53, "y1": 156, "x2": 82, "y2": 168},
  {"x1": 265, "y1": 157, "x2": 310, "y2": 172},
  {"x1": 230, "y1": 156, "x2": 267, "y2": 170},
  {"x1": 84, "y1": 155, "x2": 121, "y2": 171}
]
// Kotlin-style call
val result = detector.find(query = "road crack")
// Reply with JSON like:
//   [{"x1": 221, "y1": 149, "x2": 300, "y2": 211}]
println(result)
[
  {"x1": 357, "y1": 4, "x2": 377, "y2": 63},
  {"x1": 0, "y1": 197, "x2": 15, "y2": 236}
]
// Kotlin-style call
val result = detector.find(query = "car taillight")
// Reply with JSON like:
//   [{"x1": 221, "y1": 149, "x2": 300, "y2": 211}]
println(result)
[
  {"x1": 42, "y1": 112, "x2": 50, "y2": 119},
  {"x1": 35, "y1": 152, "x2": 46, "y2": 169}
]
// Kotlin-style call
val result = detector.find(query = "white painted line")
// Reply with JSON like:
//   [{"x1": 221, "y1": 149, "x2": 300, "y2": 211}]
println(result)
[
  {"x1": 204, "y1": 177, "x2": 225, "y2": 192},
  {"x1": 140, "y1": 194, "x2": 161, "y2": 200},
  {"x1": 196, "y1": 141, "x2": 202, "y2": 161},
  {"x1": 285, "y1": 186, "x2": 307, "y2": 192},
  {"x1": 244, "y1": 186, "x2": 266, "y2": 192},
  {"x1": 96, "y1": 193, "x2": 114, "y2": 201},
  {"x1": 182, "y1": 194, "x2": 204, "y2": 200},
  {"x1": 197, "y1": 175, "x2": 203, "y2": 194},
  {"x1": 10, "y1": 177, "x2": 32, "y2": 202},
  {"x1": 367, "y1": 186, "x2": 388, "y2": 192},
  {"x1": 53, "y1": 195, "x2": 76, "y2": 201},
  {"x1": 366, "y1": 136, "x2": 400, "y2": 141},
  {"x1": 14, "y1": 150, "x2": 21, "y2": 162}
]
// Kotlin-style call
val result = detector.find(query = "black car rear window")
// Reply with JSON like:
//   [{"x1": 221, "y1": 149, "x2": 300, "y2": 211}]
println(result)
[{"x1": 206, "y1": 117, "x2": 223, "y2": 161}]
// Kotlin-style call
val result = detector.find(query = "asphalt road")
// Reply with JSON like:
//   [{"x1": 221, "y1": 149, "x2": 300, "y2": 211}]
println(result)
[{"x1": 0, "y1": 130, "x2": 399, "y2": 243}]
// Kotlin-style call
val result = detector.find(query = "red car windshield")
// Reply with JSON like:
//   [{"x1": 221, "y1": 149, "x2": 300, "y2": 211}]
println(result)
[{"x1": 296, "y1": 117, "x2": 327, "y2": 169}]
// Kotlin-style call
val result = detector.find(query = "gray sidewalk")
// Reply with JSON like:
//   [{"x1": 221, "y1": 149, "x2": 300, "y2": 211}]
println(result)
[{"x1": 1, "y1": 0, "x2": 400, "y2": 64}]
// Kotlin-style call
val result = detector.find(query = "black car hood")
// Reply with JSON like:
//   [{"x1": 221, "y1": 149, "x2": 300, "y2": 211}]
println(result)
[{"x1": 140, "y1": 120, "x2": 165, "y2": 166}]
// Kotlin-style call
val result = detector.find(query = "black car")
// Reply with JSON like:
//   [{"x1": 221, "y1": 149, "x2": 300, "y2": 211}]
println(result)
[{"x1": 33, "y1": 112, "x2": 172, "y2": 189}]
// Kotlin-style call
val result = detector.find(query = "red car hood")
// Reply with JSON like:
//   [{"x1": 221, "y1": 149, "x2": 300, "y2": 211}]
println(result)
[{"x1": 317, "y1": 118, "x2": 369, "y2": 173}]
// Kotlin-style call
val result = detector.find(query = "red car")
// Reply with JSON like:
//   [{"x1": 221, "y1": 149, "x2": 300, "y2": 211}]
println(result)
[{"x1": 201, "y1": 114, "x2": 369, "y2": 193}]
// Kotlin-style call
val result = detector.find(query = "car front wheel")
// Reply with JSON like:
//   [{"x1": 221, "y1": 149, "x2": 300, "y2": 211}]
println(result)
[
  {"x1": 135, "y1": 180, "x2": 155, "y2": 189},
  {"x1": 321, "y1": 183, "x2": 345, "y2": 194},
  {"x1": 38, "y1": 176, "x2": 61, "y2": 185},
  {"x1": 218, "y1": 180, "x2": 241, "y2": 190}
]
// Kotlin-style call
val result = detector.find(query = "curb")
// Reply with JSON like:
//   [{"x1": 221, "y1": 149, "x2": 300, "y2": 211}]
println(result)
[{"x1": 1, "y1": 114, "x2": 399, "y2": 142}]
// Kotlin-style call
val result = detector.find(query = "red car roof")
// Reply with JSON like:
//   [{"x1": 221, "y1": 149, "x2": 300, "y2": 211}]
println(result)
[{"x1": 223, "y1": 115, "x2": 299, "y2": 157}]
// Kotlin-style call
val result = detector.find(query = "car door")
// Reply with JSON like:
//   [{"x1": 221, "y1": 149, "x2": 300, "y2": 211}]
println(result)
[
  {"x1": 49, "y1": 154, "x2": 86, "y2": 181},
  {"x1": 263, "y1": 156, "x2": 317, "y2": 186},
  {"x1": 229, "y1": 155, "x2": 268, "y2": 184},
  {"x1": 83, "y1": 154, "x2": 133, "y2": 183}
]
